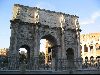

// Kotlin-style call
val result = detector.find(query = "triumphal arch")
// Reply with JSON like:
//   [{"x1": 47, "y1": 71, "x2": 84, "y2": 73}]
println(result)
[{"x1": 8, "y1": 4, "x2": 82, "y2": 70}]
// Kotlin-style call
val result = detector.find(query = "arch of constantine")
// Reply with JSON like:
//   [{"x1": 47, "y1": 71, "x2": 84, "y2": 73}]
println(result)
[
  {"x1": 2, "y1": 4, "x2": 100, "y2": 74},
  {"x1": 8, "y1": 4, "x2": 81, "y2": 70}
]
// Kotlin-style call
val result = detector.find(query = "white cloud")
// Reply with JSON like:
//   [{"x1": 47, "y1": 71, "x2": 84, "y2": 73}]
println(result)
[{"x1": 80, "y1": 11, "x2": 100, "y2": 25}]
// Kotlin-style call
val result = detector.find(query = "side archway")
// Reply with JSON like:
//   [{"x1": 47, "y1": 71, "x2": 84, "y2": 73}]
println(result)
[
  {"x1": 19, "y1": 45, "x2": 30, "y2": 63},
  {"x1": 66, "y1": 48, "x2": 74, "y2": 68}
]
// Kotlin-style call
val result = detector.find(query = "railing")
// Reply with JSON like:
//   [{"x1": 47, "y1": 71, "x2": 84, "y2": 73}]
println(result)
[{"x1": 0, "y1": 59, "x2": 100, "y2": 71}]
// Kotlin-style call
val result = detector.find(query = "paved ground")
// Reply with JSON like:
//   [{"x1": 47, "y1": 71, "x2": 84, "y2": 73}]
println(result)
[{"x1": 0, "y1": 70, "x2": 100, "y2": 74}]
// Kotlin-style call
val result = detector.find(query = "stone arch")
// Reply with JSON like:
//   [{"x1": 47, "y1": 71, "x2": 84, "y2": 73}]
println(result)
[
  {"x1": 9, "y1": 4, "x2": 80, "y2": 70},
  {"x1": 41, "y1": 34, "x2": 57, "y2": 44},
  {"x1": 19, "y1": 45, "x2": 30, "y2": 63}
]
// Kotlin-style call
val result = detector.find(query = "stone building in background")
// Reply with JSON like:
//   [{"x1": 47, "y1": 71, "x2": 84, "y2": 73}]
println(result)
[
  {"x1": 9, "y1": 4, "x2": 81, "y2": 70},
  {"x1": 0, "y1": 48, "x2": 9, "y2": 56},
  {"x1": 0, "y1": 48, "x2": 9, "y2": 63},
  {"x1": 80, "y1": 33, "x2": 100, "y2": 61}
]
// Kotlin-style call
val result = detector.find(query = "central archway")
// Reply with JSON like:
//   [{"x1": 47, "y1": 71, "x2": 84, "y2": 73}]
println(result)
[{"x1": 40, "y1": 34, "x2": 58, "y2": 69}]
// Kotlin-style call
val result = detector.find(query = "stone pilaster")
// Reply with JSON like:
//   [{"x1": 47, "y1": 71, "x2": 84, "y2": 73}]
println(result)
[{"x1": 33, "y1": 25, "x2": 39, "y2": 69}]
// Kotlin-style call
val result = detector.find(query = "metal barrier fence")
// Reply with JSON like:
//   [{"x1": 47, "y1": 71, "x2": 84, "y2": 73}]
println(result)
[{"x1": 0, "y1": 59, "x2": 100, "y2": 71}]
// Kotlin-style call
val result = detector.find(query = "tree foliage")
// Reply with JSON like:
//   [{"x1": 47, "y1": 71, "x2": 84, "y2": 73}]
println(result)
[{"x1": 39, "y1": 52, "x2": 45, "y2": 64}]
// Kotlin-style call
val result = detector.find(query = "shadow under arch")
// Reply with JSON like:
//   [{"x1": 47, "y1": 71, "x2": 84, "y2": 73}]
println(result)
[
  {"x1": 41, "y1": 34, "x2": 57, "y2": 45},
  {"x1": 41, "y1": 34, "x2": 58, "y2": 58}
]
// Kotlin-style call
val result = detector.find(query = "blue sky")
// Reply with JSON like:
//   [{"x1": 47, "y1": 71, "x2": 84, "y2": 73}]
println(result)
[{"x1": 0, "y1": 0, "x2": 100, "y2": 48}]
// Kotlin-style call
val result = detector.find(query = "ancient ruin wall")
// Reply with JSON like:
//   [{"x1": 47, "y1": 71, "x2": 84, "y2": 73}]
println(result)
[{"x1": 12, "y1": 4, "x2": 79, "y2": 28}]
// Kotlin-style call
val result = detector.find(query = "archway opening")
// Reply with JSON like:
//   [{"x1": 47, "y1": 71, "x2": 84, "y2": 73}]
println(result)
[
  {"x1": 66, "y1": 48, "x2": 74, "y2": 60},
  {"x1": 19, "y1": 45, "x2": 30, "y2": 63},
  {"x1": 66, "y1": 48, "x2": 74, "y2": 67},
  {"x1": 40, "y1": 34, "x2": 57, "y2": 65}
]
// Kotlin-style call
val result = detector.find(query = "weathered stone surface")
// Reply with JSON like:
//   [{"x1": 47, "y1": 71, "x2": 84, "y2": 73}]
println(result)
[{"x1": 9, "y1": 4, "x2": 81, "y2": 70}]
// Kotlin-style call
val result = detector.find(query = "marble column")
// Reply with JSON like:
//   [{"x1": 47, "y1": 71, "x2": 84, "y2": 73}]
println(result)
[
  {"x1": 61, "y1": 29, "x2": 65, "y2": 59},
  {"x1": 33, "y1": 26, "x2": 39, "y2": 70},
  {"x1": 77, "y1": 32, "x2": 81, "y2": 58}
]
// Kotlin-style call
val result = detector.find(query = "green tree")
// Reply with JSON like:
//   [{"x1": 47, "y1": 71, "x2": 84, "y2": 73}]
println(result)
[
  {"x1": 39, "y1": 52, "x2": 45, "y2": 64},
  {"x1": 19, "y1": 53, "x2": 26, "y2": 63}
]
